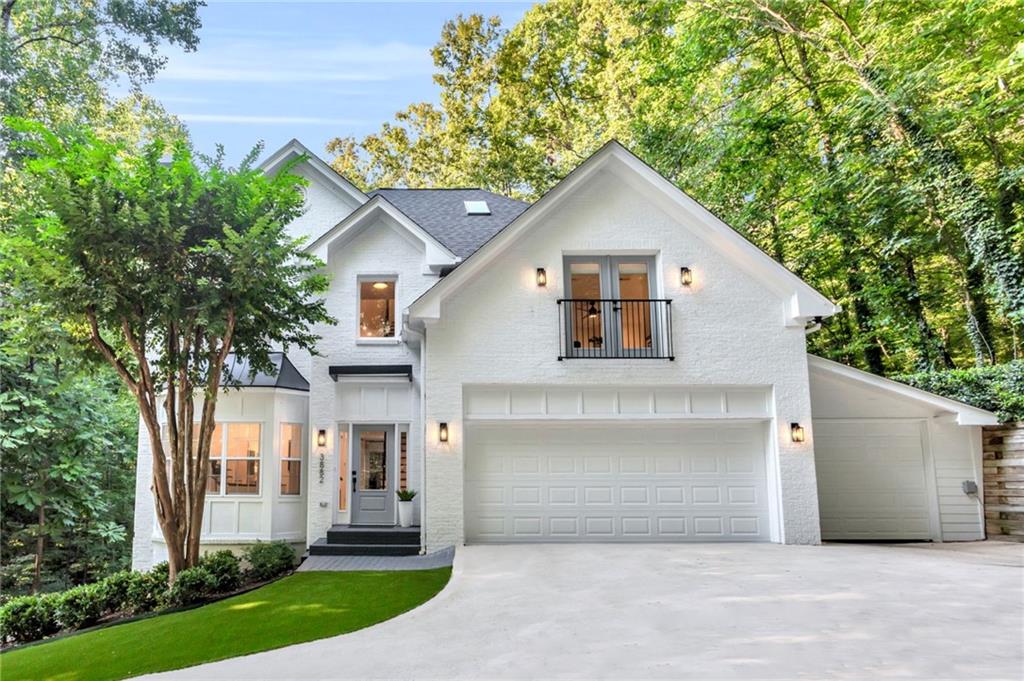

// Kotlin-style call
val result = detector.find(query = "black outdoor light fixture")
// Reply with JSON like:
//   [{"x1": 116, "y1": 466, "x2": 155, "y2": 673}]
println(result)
[
  {"x1": 536, "y1": 267, "x2": 547, "y2": 287},
  {"x1": 680, "y1": 267, "x2": 693, "y2": 287},
  {"x1": 316, "y1": 429, "x2": 327, "y2": 448},
  {"x1": 438, "y1": 422, "x2": 449, "y2": 443},
  {"x1": 790, "y1": 422, "x2": 806, "y2": 443}
]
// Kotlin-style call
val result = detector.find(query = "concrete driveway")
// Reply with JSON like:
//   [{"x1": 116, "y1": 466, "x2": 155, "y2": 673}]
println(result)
[{"x1": 151, "y1": 542, "x2": 1023, "y2": 680}]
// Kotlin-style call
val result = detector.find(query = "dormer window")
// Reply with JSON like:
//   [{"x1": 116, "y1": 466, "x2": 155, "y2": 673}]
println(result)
[
  {"x1": 464, "y1": 200, "x2": 490, "y2": 215},
  {"x1": 359, "y1": 278, "x2": 396, "y2": 338}
]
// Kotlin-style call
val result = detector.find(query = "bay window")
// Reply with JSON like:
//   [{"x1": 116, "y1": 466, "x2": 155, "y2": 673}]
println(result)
[{"x1": 279, "y1": 423, "x2": 303, "y2": 496}]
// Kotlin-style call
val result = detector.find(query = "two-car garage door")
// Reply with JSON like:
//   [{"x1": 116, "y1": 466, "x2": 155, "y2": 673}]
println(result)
[{"x1": 464, "y1": 422, "x2": 771, "y2": 542}]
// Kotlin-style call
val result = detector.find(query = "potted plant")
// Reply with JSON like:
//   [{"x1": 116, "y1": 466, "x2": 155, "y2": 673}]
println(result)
[{"x1": 396, "y1": 489, "x2": 417, "y2": 528}]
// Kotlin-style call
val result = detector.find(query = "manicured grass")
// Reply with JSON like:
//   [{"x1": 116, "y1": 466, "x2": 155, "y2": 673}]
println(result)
[{"x1": 1, "y1": 568, "x2": 451, "y2": 681}]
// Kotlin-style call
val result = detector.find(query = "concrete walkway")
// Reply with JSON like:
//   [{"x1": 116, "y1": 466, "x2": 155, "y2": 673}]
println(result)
[
  {"x1": 296, "y1": 546, "x2": 455, "y2": 572},
  {"x1": 149, "y1": 541, "x2": 1023, "y2": 680}
]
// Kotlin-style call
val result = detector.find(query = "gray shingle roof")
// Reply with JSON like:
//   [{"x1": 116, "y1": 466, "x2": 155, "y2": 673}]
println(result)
[
  {"x1": 222, "y1": 352, "x2": 309, "y2": 391},
  {"x1": 368, "y1": 188, "x2": 529, "y2": 258}
]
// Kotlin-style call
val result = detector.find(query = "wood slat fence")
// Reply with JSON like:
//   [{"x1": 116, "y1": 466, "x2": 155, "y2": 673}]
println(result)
[{"x1": 983, "y1": 422, "x2": 1024, "y2": 541}]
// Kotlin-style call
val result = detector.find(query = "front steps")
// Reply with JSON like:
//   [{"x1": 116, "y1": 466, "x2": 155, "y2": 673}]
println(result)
[{"x1": 308, "y1": 525, "x2": 421, "y2": 557}]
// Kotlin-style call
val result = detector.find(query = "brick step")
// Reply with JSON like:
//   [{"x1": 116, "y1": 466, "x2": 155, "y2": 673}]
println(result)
[
  {"x1": 309, "y1": 539, "x2": 420, "y2": 557},
  {"x1": 326, "y1": 527, "x2": 420, "y2": 545}
]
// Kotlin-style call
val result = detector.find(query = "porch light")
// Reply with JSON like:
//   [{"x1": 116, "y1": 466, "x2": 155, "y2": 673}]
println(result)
[
  {"x1": 790, "y1": 422, "x2": 805, "y2": 443},
  {"x1": 438, "y1": 422, "x2": 449, "y2": 443},
  {"x1": 680, "y1": 267, "x2": 693, "y2": 287},
  {"x1": 317, "y1": 429, "x2": 327, "y2": 447},
  {"x1": 536, "y1": 267, "x2": 547, "y2": 287}
]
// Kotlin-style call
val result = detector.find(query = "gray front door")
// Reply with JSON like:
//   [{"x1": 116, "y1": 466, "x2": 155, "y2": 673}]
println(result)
[{"x1": 351, "y1": 425, "x2": 395, "y2": 524}]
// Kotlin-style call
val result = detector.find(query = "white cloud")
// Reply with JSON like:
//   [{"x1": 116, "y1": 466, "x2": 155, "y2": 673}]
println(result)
[
  {"x1": 177, "y1": 113, "x2": 366, "y2": 125},
  {"x1": 158, "y1": 39, "x2": 434, "y2": 84}
]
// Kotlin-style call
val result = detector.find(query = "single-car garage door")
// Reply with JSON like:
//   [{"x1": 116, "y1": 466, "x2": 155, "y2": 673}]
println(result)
[
  {"x1": 814, "y1": 419, "x2": 934, "y2": 540},
  {"x1": 464, "y1": 422, "x2": 770, "y2": 542}
]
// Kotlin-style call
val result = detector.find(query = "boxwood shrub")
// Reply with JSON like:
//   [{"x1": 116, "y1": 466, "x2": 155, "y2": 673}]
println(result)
[
  {"x1": 243, "y1": 541, "x2": 296, "y2": 582},
  {"x1": 167, "y1": 566, "x2": 216, "y2": 607},
  {"x1": 200, "y1": 551, "x2": 242, "y2": 593},
  {"x1": 0, "y1": 594, "x2": 60, "y2": 644},
  {"x1": 54, "y1": 583, "x2": 106, "y2": 630}
]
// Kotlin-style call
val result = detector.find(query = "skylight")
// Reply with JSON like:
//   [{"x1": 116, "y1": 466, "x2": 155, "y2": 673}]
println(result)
[{"x1": 464, "y1": 200, "x2": 491, "y2": 215}]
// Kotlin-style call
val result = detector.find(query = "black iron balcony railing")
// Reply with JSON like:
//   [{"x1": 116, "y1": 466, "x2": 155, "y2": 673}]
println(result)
[{"x1": 557, "y1": 299, "x2": 674, "y2": 360}]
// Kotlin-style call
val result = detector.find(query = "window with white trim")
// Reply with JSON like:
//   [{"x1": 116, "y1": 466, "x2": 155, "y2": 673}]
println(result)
[
  {"x1": 279, "y1": 423, "x2": 303, "y2": 496},
  {"x1": 358, "y1": 278, "x2": 396, "y2": 337}
]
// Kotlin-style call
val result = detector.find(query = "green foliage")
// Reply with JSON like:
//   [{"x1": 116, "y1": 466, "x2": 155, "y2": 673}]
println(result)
[
  {"x1": 896, "y1": 361, "x2": 1024, "y2": 423},
  {"x1": 242, "y1": 542, "x2": 296, "y2": 582},
  {"x1": 167, "y1": 567, "x2": 217, "y2": 607},
  {"x1": 53, "y1": 583, "x2": 106, "y2": 631},
  {"x1": 332, "y1": 0, "x2": 1024, "y2": 374},
  {"x1": 0, "y1": 594, "x2": 59, "y2": 644},
  {"x1": 199, "y1": 551, "x2": 242, "y2": 593},
  {"x1": 396, "y1": 489, "x2": 418, "y2": 502}
]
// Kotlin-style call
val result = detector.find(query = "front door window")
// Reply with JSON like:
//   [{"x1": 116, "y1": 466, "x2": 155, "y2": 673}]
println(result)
[{"x1": 359, "y1": 430, "x2": 388, "y2": 491}]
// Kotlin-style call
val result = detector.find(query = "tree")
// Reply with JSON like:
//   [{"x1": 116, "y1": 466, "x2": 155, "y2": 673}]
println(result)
[{"x1": 5, "y1": 122, "x2": 333, "y2": 581}]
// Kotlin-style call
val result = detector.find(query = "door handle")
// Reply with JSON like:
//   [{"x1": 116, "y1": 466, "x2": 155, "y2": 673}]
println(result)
[{"x1": 352, "y1": 471, "x2": 357, "y2": 493}]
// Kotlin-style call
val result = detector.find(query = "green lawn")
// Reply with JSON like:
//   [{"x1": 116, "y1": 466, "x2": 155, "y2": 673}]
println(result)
[{"x1": 0, "y1": 568, "x2": 451, "y2": 681}]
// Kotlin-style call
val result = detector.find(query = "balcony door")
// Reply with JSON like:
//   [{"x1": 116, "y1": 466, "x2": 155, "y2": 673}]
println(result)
[{"x1": 564, "y1": 256, "x2": 658, "y2": 358}]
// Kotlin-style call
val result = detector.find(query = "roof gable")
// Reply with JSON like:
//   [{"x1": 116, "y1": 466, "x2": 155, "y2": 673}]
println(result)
[
  {"x1": 408, "y1": 141, "x2": 838, "y2": 324},
  {"x1": 259, "y1": 138, "x2": 367, "y2": 208}
]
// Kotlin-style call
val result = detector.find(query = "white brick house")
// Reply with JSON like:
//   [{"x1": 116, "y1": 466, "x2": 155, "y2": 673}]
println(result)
[{"x1": 131, "y1": 140, "x2": 997, "y2": 569}]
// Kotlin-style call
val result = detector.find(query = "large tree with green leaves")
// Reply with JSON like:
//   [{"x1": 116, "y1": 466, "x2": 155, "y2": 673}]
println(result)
[{"x1": 4, "y1": 122, "x2": 332, "y2": 581}]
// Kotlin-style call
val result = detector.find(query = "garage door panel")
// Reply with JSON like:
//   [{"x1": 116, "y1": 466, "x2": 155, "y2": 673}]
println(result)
[
  {"x1": 814, "y1": 419, "x2": 933, "y2": 540},
  {"x1": 465, "y1": 423, "x2": 770, "y2": 543}
]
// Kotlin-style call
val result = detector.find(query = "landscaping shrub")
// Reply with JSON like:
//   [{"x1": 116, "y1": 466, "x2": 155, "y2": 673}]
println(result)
[
  {"x1": 99, "y1": 570, "x2": 135, "y2": 613},
  {"x1": 0, "y1": 593, "x2": 60, "y2": 644},
  {"x1": 123, "y1": 569, "x2": 169, "y2": 614},
  {"x1": 896, "y1": 360, "x2": 1024, "y2": 423},
  {"x1": 54, "y1": 582, "x2": 106, "y2": 630},
  {"x1": 167, "y1": 566, "x2": 216, "y2": 607},
  {"x1": 200, "y1": 551, "x2": 242, "y2": 593},
  {"x1": 243, "y1": 541, "x2": 296, "y2": 582}
]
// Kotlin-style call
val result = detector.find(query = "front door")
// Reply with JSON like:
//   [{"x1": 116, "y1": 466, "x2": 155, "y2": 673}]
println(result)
[{"x1": 351, "y1": 425, "x2": 395, "y2": 525}]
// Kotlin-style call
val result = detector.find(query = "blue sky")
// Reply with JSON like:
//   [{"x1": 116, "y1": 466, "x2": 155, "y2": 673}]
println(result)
[{"x1": 141, "y1": 1, "x2": 533, "y2": 164}]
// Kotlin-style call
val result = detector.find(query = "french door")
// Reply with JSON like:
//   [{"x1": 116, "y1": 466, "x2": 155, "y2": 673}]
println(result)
[
  {"x1": 563, "y1": 256, "x2": 660, "y2": 358},
  {"x1": 351, "y1": 424, "x2": 395, "y2": 524}
]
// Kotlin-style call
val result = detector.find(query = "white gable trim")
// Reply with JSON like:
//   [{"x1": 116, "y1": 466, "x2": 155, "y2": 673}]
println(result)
[
  {"x1": 808, "y1": 355, "x2": 998, "y2": 426},
  {"x1": 408, "y1": 140, "x2": 839, "y2": 324},
  {"x1": 305, "y1": 196, "x2": 459, "y2": 270},
  {"x1": 259, "y1": 138, "x2": 367, "y2": 207}
]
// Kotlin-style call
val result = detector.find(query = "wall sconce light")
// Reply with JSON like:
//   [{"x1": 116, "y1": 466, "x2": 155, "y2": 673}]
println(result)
[
  {"x1": 790, "y1": 422, "x2": 805, "y2": 443},
  {"x1": 438, "y1": 422, "x2": 449, "y2": 443},
  {"x1": 536, "y1": 267, "x2": 547, "y2": 287},
  {"x1": 316, "y1": 429, "x2": 327, "y2": 448},
  {"x1": 680, "y1": 267, "x2": 693, "y2": 287}
]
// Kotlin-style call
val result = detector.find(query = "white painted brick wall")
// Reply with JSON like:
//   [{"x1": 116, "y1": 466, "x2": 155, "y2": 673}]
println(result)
[
  {"x1": 130, "y1": 417, "x2": 156, "y2": 570},
  {"x1": 423, "y1": 169, "x2": 821, "y2": 550},
  {"x1": 306, "y1": 216, "x2": 438, "y2": 544}
]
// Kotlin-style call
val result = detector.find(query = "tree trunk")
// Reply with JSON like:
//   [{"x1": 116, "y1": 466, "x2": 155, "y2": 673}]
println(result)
[
  {"x1": 962, "y1": 263, "x2": 995, "y2": 366},
  {"x1": 901, "y1": 254, "x2": 954, "y2": 370},
  {"x1": 32, "y1": 503, "x2": 44, "y2": 594}
]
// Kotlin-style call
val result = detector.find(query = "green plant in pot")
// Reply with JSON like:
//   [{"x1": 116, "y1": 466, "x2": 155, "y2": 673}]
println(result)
[{"x1": 396, "y1": 489, "x2": 417, "y2": 527}]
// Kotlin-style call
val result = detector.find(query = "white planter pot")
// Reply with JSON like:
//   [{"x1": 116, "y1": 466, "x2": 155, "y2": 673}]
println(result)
[{"x1": 397, "y1": 500, "x2": 414, "y2": 528}]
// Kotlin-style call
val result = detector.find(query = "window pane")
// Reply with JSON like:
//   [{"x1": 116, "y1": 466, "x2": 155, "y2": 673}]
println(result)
[
  {"x1": 338, "y1": 430, "x2": 349, "y2": 511},
  {"x1": 359, "y1": 280, "x2": 396, "y2": 337},
  {"x1": 207, "y1": 459, "x2": 222, "y2": 494},
  {"x1": 280, "y1": 461, "x2": 301, "y2": 495},
  {"x1": 280, "y1": 423, "x2": 302, "y2": 460},
  {"x1": 192, "y1": 423, "x2": 222, "y2": 457},
  {"x1": 359, "y1": 430, "x2": 387, "y2": 491},
  {"x1": 227, "y1": 423, "x2": 260, "y2": 457},
  {"x1": 618, "y1": 263, "x2": 652, "y2": 349},
  {"x1": 225, "y1": 460, "x2": 259, "y2": 495},
  {"x1": 399, "y1": 431, "x2": 408, "y2": 490}
]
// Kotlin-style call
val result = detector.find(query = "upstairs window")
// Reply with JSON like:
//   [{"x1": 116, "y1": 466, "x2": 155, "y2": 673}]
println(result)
[{"x1": 359, "y1": 278, "x2": 396, "y2": 338}]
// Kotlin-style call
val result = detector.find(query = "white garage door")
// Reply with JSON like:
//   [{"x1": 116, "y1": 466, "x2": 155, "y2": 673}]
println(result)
[
  {"x1": 464, "y1": 422, "x2": 771, "y2": 542},
  {"x1": 814, "y1": 419, "x2": 934, "y2": 540}
]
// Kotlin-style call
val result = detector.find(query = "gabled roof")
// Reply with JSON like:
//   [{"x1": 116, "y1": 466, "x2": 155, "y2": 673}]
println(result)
[
  {"x1": 408, "y1": 140, "x2": 840, "y2": 325},
  {"x1": 808, "y1": 355, "x2": 997, "y2": 425},
  {"x1": 222, "y1": 352, "x2": 309, "y2": 392},
  {"x1": 368, "y1": 188, "x2": 529, "y2": 258},
  {"x1": 305, "y1": 195, "x2": 459, "y2": 268},
  {"x1": 259, "y1": 138, "x2": 367, "y2": 207}
]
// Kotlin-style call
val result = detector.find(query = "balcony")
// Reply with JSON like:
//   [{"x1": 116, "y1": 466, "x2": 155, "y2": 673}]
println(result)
[{"x1": 557, "y1": 299, "x2": 674, "y2": 360}]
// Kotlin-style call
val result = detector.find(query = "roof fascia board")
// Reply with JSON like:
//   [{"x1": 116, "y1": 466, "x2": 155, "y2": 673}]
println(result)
[
  {"x1": 306, "y1": 196, "x2": 458, "y2": 268},
  {"x1": 807, "y1": 355, "x2": 998, "y2": 425},
  {"x1": 259, "y1": 139, "x2": 367, "y2": 207}
]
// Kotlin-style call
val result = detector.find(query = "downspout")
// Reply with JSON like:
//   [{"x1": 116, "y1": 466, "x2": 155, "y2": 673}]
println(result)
[{"x1": 404, "y1": 321, "x2": 428, "y2": 555}]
